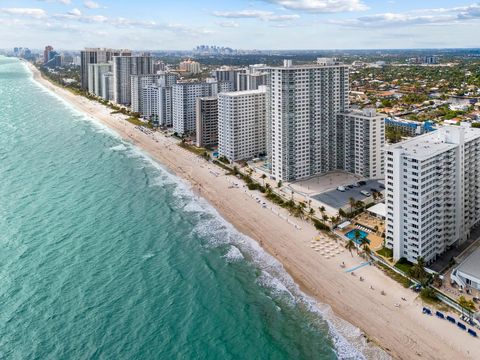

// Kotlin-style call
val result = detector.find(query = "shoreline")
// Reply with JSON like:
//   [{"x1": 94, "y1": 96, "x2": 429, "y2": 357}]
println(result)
[{"x1": 24, "y1": 60, "x2": 480, "y2": 360}]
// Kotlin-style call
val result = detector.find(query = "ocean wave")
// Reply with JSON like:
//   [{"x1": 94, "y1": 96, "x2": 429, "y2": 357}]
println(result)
[
  {"x1": 223, "y1": 245, "x2": 244, "y2": 263},
  {"x1": 109, "y1": 144, "x2": 128, "y2": 152}
]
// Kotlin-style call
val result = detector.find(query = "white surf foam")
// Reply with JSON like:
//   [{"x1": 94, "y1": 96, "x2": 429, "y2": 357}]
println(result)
[
  {"x1": 109, "y1": 144, "x2": 128, "y2": 152},
  {"x1": 223, "y1": 245, "x2": 244, "y2": 262}
]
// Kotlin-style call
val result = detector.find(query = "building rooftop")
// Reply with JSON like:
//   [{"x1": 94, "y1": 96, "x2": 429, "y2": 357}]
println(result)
[
  {"x1": 339, "y1": 109, "x2": 384, "y2": 120},
  {"x1": 387, "y1": 126, "x2": 480, "y2": 160},
  {"x1": 218, "y1": 88, "x2": 266, "y2": 97},
  {"x1": 456, "y1": 247, "x2": 480, "y2": 282},
  {"x1": 367, "y1": 203, "x2": 386, "y2": 218},
  {"x1": 265, "y1": 58, "x2": 348, "y2": 70}
]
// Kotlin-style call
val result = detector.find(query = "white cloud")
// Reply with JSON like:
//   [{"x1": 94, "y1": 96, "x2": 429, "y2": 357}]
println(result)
[
  {"x1": 68, "y1": 8, "x2": 82, "y2": 17},
  {"x1": 213, "y1": 10, "x2": 300, "y2": 21},
  {"x1": 0, "y1": 8, "x2": 47, "y2": 19},
  {"x1": 83, "y1": 1, "x2": 101, "y2": 9},
  {"x1": 218, "y1": 21, "x2": 240, "y2": 28},
  {"x1": 261, "y1": 0, "x2": 368, "y2": 13},
  {"x1": 333, "y1": 4, "x2": 480, "y2": 28},
  {"x1": 37, "y1": 0, "x2": 72, "y2": 4}
]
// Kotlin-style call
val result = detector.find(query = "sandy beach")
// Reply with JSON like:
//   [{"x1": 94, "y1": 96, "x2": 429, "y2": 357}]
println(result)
[{"x1": 26, "y1": 62, "x2": 480, "y2": 360}]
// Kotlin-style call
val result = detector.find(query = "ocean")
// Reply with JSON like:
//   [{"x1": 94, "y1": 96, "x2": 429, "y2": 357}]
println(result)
[{"x1": 0, "y1": 56, "x2": 369, "y2": 359}]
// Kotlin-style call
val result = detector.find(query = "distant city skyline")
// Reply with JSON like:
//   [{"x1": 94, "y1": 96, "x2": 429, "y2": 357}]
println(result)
[{"x1": 1, "y1": 1, "x2": 480, "y2": 49}]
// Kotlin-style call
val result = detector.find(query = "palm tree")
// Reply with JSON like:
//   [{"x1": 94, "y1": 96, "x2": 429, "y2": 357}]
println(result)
[
  {"x1": 261, "y1": 173, "x2": 267, "y2": 186},
  {"x1": 348, "y1": 197, "x2": 356, "y2": 214},
  {"x1": 345, "y1": 239, "x2": 356, "y2": 256},
  {"x1": 309, "y1": 208, "x2": 315, "y2": 216},
  {"x1": 360, "y1": 238, "x2": 370, "y2": 259},
  {"x1": 410, "y1": 256, "x2": 427, "y2": 281},
  {"x1": 353, "y1": 230, "x2": 362, "y2": 254},
  {"x1": 319, "y1": 206, "x2": 326, "y2": 214}
]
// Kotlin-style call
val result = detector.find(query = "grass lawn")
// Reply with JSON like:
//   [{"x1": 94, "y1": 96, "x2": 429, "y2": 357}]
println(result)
[
  {"x1": 395, "y1": 260, "x2": 413, "y2": 275},
  {"x1": 376, "y1": 247, "x2": 393, "y2": 259}
]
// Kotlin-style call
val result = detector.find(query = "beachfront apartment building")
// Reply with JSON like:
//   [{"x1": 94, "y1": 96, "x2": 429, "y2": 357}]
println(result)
[
  {"x1": 131, "y1": 74, "x2": 163, "y2": 114},
  {"x1": 112, "y1": 55, "x2": 154, "y2": 106},
  {"x1": 80, "y1": 48, "x2": 131, "y2": 89},
  {"x1": 172, "y1": 81, "x2": 234, "y2": 136},
  {"x1": 218, "y1": 88, "x2": 267, "y2": 162},
  {"x1": 195, "y1": 96, "x2": 218, "y2": 148},
  {"x1": 141, "y1": 73, "x2": 180, "y2": 126},
  {"x1": 265, "y1": 58, "x2": 350, "y2": 182},
  {"x1": 87, "y1": 63, "x2": 112, "y2": 97},
  {"x1": 385, "y1": 126, "x2": 480, "y2": 264},
  {"x1": 337, "y1": 109, "x2": 385, "y2": 179},
  {"x1": 101, "y1": 72, "x2": 114, "y2": 101}
]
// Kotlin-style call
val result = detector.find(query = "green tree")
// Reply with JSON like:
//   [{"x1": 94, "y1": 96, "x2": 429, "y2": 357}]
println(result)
[
  {"x1": 345, "y1": 239, "x2": 356, "y2": 256},
  {"x1": 410, "y1": 256, "x2": 427, "y2": 281}
]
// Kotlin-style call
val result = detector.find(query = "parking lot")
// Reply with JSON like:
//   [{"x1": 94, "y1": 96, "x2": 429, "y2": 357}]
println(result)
[{"x1": 313, "y1": 180, "x2": 384, "y2": 210}]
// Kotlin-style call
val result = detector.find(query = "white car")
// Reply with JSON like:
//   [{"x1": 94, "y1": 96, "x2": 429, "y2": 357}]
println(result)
[
  {"x1": 360, "y1": 190, "x2": 371, "y2": 197},
  {"x1": 337, "y1": 186, "x2": 346, "y2": 192}
]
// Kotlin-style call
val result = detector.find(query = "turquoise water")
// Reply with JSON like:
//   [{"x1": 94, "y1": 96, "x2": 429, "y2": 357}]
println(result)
[
  {"x1": 0, "y1": 57, "x2": 365, "y2": 359},
  {"x1": 345, "y1": 230, "x2": 369, "y2": 244}
]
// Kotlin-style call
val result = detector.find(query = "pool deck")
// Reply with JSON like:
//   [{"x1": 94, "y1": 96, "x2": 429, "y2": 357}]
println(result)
[{"x1": 338, "y1": 224, "x2": 384, "y2": 251}]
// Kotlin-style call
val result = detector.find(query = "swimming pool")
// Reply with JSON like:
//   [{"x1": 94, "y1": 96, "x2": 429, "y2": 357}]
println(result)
[{"x1": 345, "y1": 229, "x2": 369, "y2": 244}]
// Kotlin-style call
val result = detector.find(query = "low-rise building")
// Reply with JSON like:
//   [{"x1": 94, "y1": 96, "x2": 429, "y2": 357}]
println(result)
[{"x1": 451, "y1": 248, "x2": 480, "y2": 290}]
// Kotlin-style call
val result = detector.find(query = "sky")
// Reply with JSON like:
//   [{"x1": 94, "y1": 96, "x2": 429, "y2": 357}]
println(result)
[{"x1": 1, "y1": 0, "x2": 480, "y2": 50}]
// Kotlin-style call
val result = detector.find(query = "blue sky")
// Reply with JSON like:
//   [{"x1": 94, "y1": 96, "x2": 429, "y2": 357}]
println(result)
[{"x1": 1, "y1": 0, "x2": 480, "y2": 50}]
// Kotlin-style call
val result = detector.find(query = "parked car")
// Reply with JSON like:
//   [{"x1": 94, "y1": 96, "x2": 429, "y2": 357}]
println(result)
[
  {"x1": 370, "y1": 188, "x2": 378, "y2": 193},
  {"x1": 346, "y1": 185, "x2": 353, "y2": 189},
  {"x1": 337, "y1": 186, "x2": 346, "y2": 192},
  {"x1": 360, "y1": 190, "x2": 371, "y2": 197},
  {"x1": 358, "y1": 180, "x2": 366, "y2": 186},
  {"x1": 379, "y1": 184, "x2": 385, "y2": 189},
  {"x1": 352, "y1": 182, "x2": 360, "y2": 187}
]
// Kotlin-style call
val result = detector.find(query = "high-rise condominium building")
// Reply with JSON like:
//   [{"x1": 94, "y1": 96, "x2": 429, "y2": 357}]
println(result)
[
  {"x1": 266, "y1": 59, "x2": 350, "y2": 181},
  {"x1": 101, "y1": 72, "x2": 114, "y2": 101},
  {"x1": 130, "y1": 74, "x2": 163, "y2": 114},
  {"x1": 140, "y1": 73, "x2": 179, "y2": 125},
  {"x1": 112, "y1": 55, "x2": 153, "y2": 105},
  {"x1": 237, "y1": 72, "x2": 267, "y2": 91},
  {"x1": 214, "y1": 67, "x2": 246, "y2": 91},
  {"x1": 179, "y1": 60, "x2": 201, "y2": 74},
  {"x1": 172, "y1": 81, "x2": 233, "y2": 135},
  {"x1": 43, "y1": 45, "x2": 53, "y2": 64},
  {"x1": 80, "y1": 48, "x2": 131, "y2": 89},
  {"x1": 218, "y1": 88, "x2": 267, "y2": 162},
  {"x1": 195, "y1": 97, "x2": 218, "y2": 148},
  {"x1": 88, "y1": 63, "x2": 112, "y2": 97},
  {"x1": 337, "y1": 109, "x2": 385, "y2": 179},
  {"x1": 385, "y1": 126, "x2": 480, "y2": 264}
]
